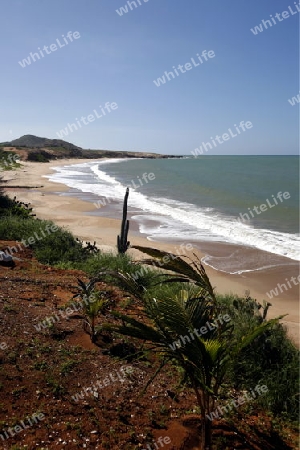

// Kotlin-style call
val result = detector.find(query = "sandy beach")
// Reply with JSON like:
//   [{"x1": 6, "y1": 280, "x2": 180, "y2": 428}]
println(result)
[{"x1": 2, "y1": 159, "x2": 299, "y2": 345}]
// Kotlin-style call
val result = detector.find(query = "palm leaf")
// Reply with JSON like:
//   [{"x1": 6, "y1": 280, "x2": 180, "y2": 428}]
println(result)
[
  {"x1": 132, "y1": 246, "x2": 215, "y2": 299},
  {"x1": 110, "y1": 311, "x2": 167, "y2": 344}
]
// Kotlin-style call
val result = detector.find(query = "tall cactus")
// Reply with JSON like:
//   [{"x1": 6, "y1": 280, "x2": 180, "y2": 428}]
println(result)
[{"x1": 117, "y1": 188, "x2": 130, "y2": 254}]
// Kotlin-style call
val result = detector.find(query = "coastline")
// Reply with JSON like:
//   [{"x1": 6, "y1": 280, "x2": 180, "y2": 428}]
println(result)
[{"x1": 3, "y1": 159, "x2": 299, "y2": 346}]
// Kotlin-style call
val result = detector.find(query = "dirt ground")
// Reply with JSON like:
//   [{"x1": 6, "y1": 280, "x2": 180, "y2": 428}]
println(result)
[{"x1": 0, "y1": 241, "x2": 298, "y2": 450}]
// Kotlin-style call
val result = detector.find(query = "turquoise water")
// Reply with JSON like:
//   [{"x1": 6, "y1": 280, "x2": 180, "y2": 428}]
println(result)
[
  {"x1": 103, "y1": 156, "x2": 299, "y2": 234},
  {"x1": 48, "y1": 156, "x2": 300, "y2": 263}
]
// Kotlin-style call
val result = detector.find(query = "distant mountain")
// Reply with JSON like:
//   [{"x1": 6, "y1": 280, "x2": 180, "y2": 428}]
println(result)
[
  {"x1": 0, "y1": 135, "x2": 178, "y2": 161},
  {"x1": 7, "y1": 134, "x2": 82, "y2": 151}
]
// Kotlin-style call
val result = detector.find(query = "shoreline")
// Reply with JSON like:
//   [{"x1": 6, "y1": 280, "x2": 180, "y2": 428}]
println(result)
[{"x1": 2, "y1": 159, "x2": 299, "y2": 346}]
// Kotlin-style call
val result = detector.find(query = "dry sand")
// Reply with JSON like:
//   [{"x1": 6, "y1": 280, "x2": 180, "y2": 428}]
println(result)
[{"x1": 3, "y1": 159, "x2": 299, "y2": 345}]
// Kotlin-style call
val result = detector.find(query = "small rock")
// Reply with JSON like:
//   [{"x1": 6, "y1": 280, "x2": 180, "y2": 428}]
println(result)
[{"x1": 0, "y1": 252, "x2": 15, "y2": 268}]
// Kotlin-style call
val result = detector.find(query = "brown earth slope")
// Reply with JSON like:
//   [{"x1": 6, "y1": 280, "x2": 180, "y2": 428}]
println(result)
[{"x1": 0, "y1": 242, "x2": 298, "y2": 449}]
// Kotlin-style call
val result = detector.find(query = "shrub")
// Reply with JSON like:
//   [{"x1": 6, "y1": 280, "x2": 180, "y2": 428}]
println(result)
[
  {"x1": 27, "y1": 151, "x2": 50, "y2": 162},
  {"x1": 0, "y1": 216, "x2": 94, "y2": 265},
  {"x1": 217, "y1": 293, "x2": 299, "y2": 420},
  {"x1": 104, "y1": 251, "x2": 281, "y2": 450},
  {"x1": 0, "y1": 195, "x2": 35, "y2": 218},
  {"x1": 0, "y1": 150, "x2": 21, "y2": 170}
]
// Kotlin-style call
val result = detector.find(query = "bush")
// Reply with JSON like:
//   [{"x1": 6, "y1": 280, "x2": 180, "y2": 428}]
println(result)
[
  {"x1": 82, "y1": 252, "x2": 134, "y2": 276},
  {"x1": 0, "y1": 150, "x2": 21, "y2": 170},
  {"x1": 62, "y1": 252, "x2": 170, "y2": 298},
  {"x1": 0, "y1": 216, "x2": 94, "y2": 265},
  {"x1": 27, "y1": 151, "x2": 50, "y2": 162},
  {"x1": 0, "y1": 195, "x2": 34, "y2": 218},
  {"x1": 217, "y1": 294, "x2": 299, "y2": 420}
]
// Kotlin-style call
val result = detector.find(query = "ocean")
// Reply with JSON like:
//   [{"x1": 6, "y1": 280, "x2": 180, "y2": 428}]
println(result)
[{"x1": 45, "y1": 156, "x2": 300, "y2": 273}]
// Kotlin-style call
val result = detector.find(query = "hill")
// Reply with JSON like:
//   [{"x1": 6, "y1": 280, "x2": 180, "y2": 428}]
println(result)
[
  {"x1": 5, "y1": 135, "x2": 82, "y2": 151},
  {"x1": 0, "y1": 135, "x2": 178, "y2": 162}
]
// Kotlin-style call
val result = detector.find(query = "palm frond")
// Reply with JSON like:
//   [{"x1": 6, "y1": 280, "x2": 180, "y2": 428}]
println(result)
[
  {"x1": 132, "y1": 246, "x2": 215, "y2": 299},
  {"x1": 110, "y1": 311, "x2": 167, "y2": 344}
]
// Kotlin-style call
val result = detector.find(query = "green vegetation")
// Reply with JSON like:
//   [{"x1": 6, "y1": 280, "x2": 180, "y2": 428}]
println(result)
[
  {"x1": 103, "y1": 247, "x2": 288, "y2": 450},
  {"x1": 218, "y1": 293, "x2": 299, "y2": 420},
  {"x1": 0, "y1": 216, "x2": 97, "y2": 264},
  {"x1": 0, "y1": 149, "x2": 21, "y2": 170},
  {"x1": 73, "y1": 278, "x2": 112, "y2": 342},
  {"x1": 0, "y1": 195, "x2": 35, "y2": 218},
  {"x1": 0, "y1": 187, "x2": 99, "y2": 264},
  {"x1": 27, "y1": 152, "x2": 50, "y2": 162}
]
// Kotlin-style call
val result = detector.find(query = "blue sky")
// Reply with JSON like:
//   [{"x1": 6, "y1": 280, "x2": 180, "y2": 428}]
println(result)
[{"x1": 0, "y1": 0, "x2": 299, "y2": 154}]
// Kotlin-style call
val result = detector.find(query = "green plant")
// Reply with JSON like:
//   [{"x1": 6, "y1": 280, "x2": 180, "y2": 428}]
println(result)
[
  {"x1": 218, "y1": 294, "x2": 300, "y2": 420},
  {"x1": 0, "y1": 216, "x2": 95, "y2": 264},
  {"x1": 105, "y1": 249, "x2": 282, "y2": 450},
  {"x1": 105, "y1": 269, "x2": 158, "y2": 300},
  {"x1": 0, "y1": 194, "x2": 34, "y2": 219},
  {"x1": 45, "y1": 374, "x2": 66, "y2": 397},
  {"x1": 131, "y1": 246, "x2": 216, "y2": 299},
  {"x1": 3, "y1": 304, "x2": 17, "y2": 313},
  {"x1": 0, "y1": 150, "x2": 21, "y2": 171},
  {"x1": 7, "y1": 352, "x2": 17, "y2": 363},
  {"x1": 11, "y1": 386, "x2": 27, "y2": 397},
  {"x1": 117, "y1": 187, "x2": 130, "y2": 254},
  {"x1": 33, "y1": 361, "x2": 48, "y2": 371},
  {"x1": 73, "y1": 278, "x2": 110, "y2": 343},
  {"x1": 60, "y1": 359, "x2": 77, "y2": 375},
  {"x1": 27, "y1": 151, "x2": 50, "y2": 162}
]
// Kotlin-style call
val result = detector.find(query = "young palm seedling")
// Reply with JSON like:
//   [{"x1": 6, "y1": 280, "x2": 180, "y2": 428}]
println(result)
[
  {"x1": 73, "y1": 278, "x2": 111, "y2": 343},
  {"x1": 104, "y1": 248, "x2": 283, "y2": 450}
]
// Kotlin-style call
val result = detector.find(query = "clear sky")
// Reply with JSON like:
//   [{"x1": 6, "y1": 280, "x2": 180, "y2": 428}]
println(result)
[{"x1": 0, "y1": 0, "x2": 299, "y2": 155}]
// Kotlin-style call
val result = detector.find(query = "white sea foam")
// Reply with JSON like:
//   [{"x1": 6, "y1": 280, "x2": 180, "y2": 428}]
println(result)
[{"x1": 45, "y1": 160, "x2": 300, "y2": 263}]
